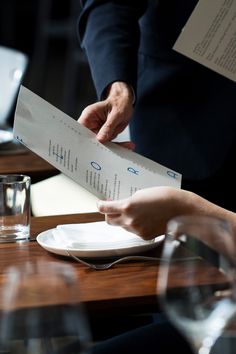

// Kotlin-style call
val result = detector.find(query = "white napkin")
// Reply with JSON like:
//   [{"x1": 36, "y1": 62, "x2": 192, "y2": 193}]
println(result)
[{"x1": 52, "y1": 221, "x2": 154, "y2": 250}]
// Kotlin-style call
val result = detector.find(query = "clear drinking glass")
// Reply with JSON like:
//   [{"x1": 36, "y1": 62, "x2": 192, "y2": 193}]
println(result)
[
  {"x1": 0, "y1": 174, "x2": 31, "y2": 242},
  {"x1": 0, "y1": 261, "x2": 92, "y2": 354},
  {"x1": 158, "y1": 215, "x2": 236, "y2": 354}
]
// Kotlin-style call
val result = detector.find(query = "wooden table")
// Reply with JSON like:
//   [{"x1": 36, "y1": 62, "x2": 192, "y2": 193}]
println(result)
[
  {"x1": 1, "y1": 211, "x2": 234, "y2": 350},
  {"x1": 0, "y1": 148, "x2": 57, "y2": 182},
  {"x1": 0, "y1": 212, "x2": 165, "y2": 345},
  {"x1": 0, "y1": 212, "x2": 226, "y2": 318},
  {"x1": 0, "y1": 213, "x2": 162, "y2": 317}
]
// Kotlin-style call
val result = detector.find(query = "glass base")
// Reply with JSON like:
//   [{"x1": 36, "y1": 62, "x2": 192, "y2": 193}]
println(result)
[{"x1": 0, "y1": 226, "x2": 30, "y2": 242}]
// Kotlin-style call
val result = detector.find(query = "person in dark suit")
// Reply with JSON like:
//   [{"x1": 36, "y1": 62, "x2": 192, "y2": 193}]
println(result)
[{"x1": 77, "y1": 0, "x2": 236, "y2": 211}]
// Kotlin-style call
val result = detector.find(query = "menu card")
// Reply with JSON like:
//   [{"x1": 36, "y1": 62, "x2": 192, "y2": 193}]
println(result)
[
  {"x1": 174, "y1": 0, "x2": 236, "y2": 82},
  {"x1": 13, "y1": 86, "x2": 181, "y2": 200}
]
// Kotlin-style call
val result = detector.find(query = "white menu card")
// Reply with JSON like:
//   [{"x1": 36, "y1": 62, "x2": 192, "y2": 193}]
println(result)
[
  {"x1": 13, "y1": 86, "x2": 181, "y2": 200},
  {"x1": 174, "y1": 0, "x2": 236, "y2": 82}
]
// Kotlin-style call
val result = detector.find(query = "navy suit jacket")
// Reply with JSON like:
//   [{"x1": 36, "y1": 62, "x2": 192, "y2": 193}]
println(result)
[{"x1": 78, "y1": 0, "x2": 236, "y2": 181}]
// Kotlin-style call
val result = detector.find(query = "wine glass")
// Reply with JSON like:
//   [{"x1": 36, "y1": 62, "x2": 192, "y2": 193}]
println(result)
[
  {"x1": 0, "y1": 260, "x2": 92, "y2": 354},
  {"x1": 158, "y1": 215, "x2": 236, "y2": 354}
]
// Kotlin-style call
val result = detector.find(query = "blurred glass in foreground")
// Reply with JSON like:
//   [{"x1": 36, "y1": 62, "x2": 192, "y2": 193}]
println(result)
[
  {"x1": 158, "y1": 215, "x2": 236, "y2": 354},
  {"x1": 0, "y1": 261, "x2": 92, "y2": 353}
]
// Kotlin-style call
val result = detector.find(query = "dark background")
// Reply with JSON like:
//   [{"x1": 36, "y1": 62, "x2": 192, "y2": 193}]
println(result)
[{"x1": 0, "y1": 0, "x2": 96, "y2": 122}]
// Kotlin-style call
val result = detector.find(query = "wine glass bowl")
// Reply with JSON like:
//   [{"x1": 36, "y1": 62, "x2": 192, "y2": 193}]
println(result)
[{"x1": 158, "y1": 215, "x2": 236, "y2": 354}]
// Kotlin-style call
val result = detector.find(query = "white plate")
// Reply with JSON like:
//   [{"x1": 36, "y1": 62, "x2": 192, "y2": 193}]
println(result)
[
  {"x1": 36, "y1": 228, "x2": 164, "y2": 258},
  {"x1": 0, "y1": 129, "x2": 13, "y2": 144}
]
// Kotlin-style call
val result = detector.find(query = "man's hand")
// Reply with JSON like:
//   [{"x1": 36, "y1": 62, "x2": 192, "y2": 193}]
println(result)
[{"x1": 78, "y1": 81, "x2": 134, "y2": 142}]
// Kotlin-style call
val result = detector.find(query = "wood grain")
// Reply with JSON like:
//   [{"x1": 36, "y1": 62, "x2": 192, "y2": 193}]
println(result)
[
  {"x1": 0, "y1": 213, "x2": 160, "y2": 316},
  {"x1": 0, "y1": 150, "x2": 57, "y2": 181},
  {"x1": 0, "y1": 213, "x2": 226, "y2": 317}
]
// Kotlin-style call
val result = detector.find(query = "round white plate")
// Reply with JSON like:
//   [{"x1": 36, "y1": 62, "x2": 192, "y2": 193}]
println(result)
[
  {"x1": 36, "y1": 228, "x2": 164, "y2": 258},
  {"x1": 0, "y1": 129, "x2": 13, "y2": 144}
]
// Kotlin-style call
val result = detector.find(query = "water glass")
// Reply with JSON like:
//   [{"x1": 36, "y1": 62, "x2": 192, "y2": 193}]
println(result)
[{"x1": 0, "y1": 174, "x2": 31, "y2": 242}]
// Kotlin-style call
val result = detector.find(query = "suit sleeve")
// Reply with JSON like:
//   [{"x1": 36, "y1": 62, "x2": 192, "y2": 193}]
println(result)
[{"x1": 78, "y1": 0, "x2": 148, "y2": 99}]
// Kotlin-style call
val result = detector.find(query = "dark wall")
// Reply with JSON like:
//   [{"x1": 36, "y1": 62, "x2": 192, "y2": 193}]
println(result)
[{"x1": 0, "y1": 0, "x2": 96, "y2": 120}]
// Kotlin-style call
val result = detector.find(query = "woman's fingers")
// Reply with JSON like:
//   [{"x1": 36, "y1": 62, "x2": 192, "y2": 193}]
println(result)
[{"x1": 97, "y1": 199, "x2": 124, "y2": 214}]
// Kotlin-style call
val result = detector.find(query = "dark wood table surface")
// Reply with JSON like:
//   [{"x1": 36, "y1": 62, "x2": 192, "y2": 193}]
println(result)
[
  {"x1": 0, "y1": 213, "x2": 163, "y2": 317},
  {"x1": 0, "y1": 147, "x2": 57, "y2": 182},
  {"x1": 0, "y1": 212, "x2": 227, "y2": 319}
]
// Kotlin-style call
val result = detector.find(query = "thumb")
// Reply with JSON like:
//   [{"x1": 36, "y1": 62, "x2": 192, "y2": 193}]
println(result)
[
  {"x1": 97, "y1": 199, "x2": 124, "y2": 214},
  {"x1": 96, "y1": 118, "x2": 118, "y2": 142}
]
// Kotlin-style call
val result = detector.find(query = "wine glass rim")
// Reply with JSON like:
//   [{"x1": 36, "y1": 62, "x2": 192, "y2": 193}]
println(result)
[
  {"x1": 167, "y1": 214, "x2": 232, "y2": 229},
  {"x1": 157, "y1": 214, "x2": 236, "y2": 354}
]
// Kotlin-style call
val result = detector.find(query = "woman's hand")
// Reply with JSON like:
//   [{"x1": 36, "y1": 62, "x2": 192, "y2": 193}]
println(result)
[{"x1": 97, "y1": 187, "x2": 195, "y2": 240}]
